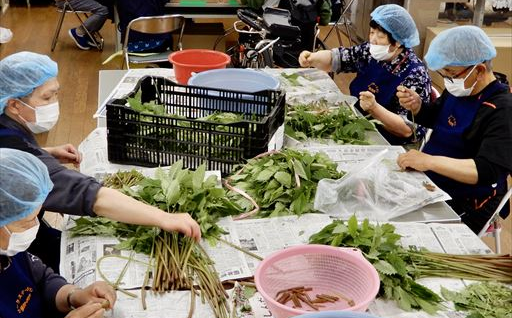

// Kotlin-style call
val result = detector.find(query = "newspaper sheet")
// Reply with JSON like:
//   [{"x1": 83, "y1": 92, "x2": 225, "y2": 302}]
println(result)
[
  {"x1": 95, "y1": 68, "x2": 175, "y2": 119},
  {"x1": 262, "y1": 68, "x2": 357, "y2": 106},
  {"x1": 61, "y1": 213, "x2": 494, "y2": 318},
  {"x1": 78, "y1": 127, "x2": 222, "y2": 183},
  {"x1": 60, "y1": 217, "x2": 151, "y2": 290},
  {"x1": 202, "y1": 214, "x2": 333, "y2": 281},
  {"x1": 310, "y1": 145, "x2": 451, "y2": 220}
]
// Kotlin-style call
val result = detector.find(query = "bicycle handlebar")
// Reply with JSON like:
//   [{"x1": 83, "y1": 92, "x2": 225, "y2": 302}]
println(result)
[{"x1": 237, "y1": 9, "x2": 264, "y2": 31}]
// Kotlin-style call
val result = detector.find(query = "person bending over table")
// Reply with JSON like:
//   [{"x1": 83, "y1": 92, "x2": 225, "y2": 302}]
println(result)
[
  {"x1": 0, "y1": 51, "x2": 201, "y2": 273},
  {"x1": 0, "y1": 148, "x2": 117, "y2": 318},
  {"x1": 396, "y1": 26, "x2": 512, "y2": 234},
  {"x1": 299, "y1": 4, "x2": 432, "y2": 146}
]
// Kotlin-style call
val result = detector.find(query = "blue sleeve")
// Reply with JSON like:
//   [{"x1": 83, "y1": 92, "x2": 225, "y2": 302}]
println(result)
[
  {"x1": 0, "y1": 135, "x2": 100, "y2": 217},
  {"x1": 26, "y1": 253, "x2": 68, "y2": 315}
]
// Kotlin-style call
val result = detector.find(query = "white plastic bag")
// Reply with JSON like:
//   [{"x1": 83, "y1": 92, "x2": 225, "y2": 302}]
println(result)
[
  {"x1": 314, "y1": 149, "x2": 451, "y2": 221},
  {"x1": 0, "y1": 27, "x2": 13, "y2": 44}
]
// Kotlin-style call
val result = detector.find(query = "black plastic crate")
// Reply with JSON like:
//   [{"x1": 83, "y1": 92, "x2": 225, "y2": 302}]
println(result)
[{"x1": 107, "y1": 76, "x2": 285, "y2": 175}]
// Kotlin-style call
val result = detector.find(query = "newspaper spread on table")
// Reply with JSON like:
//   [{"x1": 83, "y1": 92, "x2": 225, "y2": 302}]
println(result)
[
  {"x1": 310, "y1": 145, "x2": 451, "y2": 221},
  {"x1": 61, "y1": 213, "x2": 492, "y2": 318},
  {"x1": 261, "y1": 68, "x2": 357, "y2": 106},
  {"x1": 95, "y1": 68, "x2": 176, "y2": 119}
]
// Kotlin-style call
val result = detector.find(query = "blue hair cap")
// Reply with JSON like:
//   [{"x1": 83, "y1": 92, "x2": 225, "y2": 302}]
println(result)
[
  {"x1": 0, "y1": 148, "x2": 53, "y2": 227},
  {"x1": 370, "y1": 4, "x2": 420, "y2": 48},
  {"x1": 425, "y1": 26, "x2": 496, "y2": 71},
  {"x1": 0, "y1": 51, "x2": 58, "y2": 114}
]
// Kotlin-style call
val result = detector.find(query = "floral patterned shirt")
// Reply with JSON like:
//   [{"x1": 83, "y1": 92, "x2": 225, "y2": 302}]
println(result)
[{"x1": 331, "y1": 42, "x2": 432, "y2": 144}]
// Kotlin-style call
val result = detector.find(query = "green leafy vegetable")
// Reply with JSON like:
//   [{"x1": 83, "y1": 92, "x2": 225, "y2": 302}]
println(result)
[
  {"x1": 441, "y1": 282, "x2": 512, "y2": 318},
  {"x1": 309, "y1": 216, "x2": 512, "y2": 314},
  {"x1": 227, "y1": 148, "x2": 343, "y2": 218},
  {"x1": 285, "y1": 99, "x2": 375, "y2": 144}
]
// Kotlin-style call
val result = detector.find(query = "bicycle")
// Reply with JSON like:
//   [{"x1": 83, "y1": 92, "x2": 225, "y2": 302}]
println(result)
[{"x1": 215, "y1": 8, "x2": 327, "y2": 69}]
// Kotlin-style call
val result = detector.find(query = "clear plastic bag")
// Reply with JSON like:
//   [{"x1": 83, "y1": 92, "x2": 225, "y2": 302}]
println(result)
[{"x1": 314, "y1": 149, "x2": 451, "y2": 221}]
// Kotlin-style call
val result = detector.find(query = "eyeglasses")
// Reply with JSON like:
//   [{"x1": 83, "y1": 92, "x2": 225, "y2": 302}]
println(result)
[{"x1": 437, "y1": 65, "x2": 475, "y2": 83}]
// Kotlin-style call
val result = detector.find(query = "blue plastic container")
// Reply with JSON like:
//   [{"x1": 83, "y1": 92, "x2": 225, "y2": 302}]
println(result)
[
  {"x1": 294, "y1": 311, "x2": 381, "y2": 318},
  {"x1": 188, "y1": 69, "x2": 280, "y2": 114},
  {"x1": 188, "y1": 68, "x2": 280, "y2": 92}
]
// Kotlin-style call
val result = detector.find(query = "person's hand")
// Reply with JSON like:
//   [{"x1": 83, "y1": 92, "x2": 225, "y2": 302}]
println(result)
[
  {"x1": 71, "y1": 282, "x2": 116, "y2": 310},
  {"x1": 359, "y1": 91, "x2": 378, "y2": 112},
  {"x1": 160, "y1": 213, "x2": 201, "y2": 242},
  {"x1": 298, "y1": 50, "x2": 332, "y2": 72},
  {"x1": 64, "y1": 303, "x2": 105, "y2": 318},
  {"x1": 45, "y1": 144, "x2": 82, "y2": 168},
  {"x1": 397, "y1": 149, "x2": 432, "y2": 171},
  {"x1": 396, "y1": 85, "x2": 422, "y2": 115}
]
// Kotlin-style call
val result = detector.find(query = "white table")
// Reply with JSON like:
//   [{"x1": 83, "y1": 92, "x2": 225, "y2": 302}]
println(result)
[{"x1": 95, "y1": 69, "x2": 460, "y2": 224}]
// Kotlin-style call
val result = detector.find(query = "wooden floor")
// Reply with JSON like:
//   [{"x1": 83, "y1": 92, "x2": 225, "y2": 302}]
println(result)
[{"x1": 1, "y1": 3, "x2": 510, "y2": 254}]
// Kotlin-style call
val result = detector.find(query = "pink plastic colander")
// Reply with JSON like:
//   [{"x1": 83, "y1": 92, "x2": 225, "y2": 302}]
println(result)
[{"x1": 255, "y1": 245, "x2": 380, "y2": 318}]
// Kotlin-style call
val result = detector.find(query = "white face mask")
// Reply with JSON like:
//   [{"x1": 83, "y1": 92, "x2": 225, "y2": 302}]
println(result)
[
  {"x1": 0, "y1": 219, "x2": 40, "y2": 257},
  {"x1": 443, "y1": 65, "x2": 478, "y2": 97},
  {"x1": 369, "y1": 44, "x2": 395, "y2": 61},
  {"x1": 17, "y1": 100, "x2": 60, "y2": 134}
]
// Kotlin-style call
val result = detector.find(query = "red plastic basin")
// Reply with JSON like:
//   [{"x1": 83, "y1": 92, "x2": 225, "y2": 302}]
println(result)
[{"x1": 168, "y1": 49, "x2": 231, "y2": 85}]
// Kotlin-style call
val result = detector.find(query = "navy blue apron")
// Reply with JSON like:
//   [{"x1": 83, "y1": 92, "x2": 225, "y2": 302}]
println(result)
[
  {"x1": 350, "y1": 53, "x2": 421, "y2": 145},
  {"x1": 0, "y1": 253, "x2": 44, "y2": 318},
  {"x1": 423, "y1": 81, "x2": 508, "y2": 203}
]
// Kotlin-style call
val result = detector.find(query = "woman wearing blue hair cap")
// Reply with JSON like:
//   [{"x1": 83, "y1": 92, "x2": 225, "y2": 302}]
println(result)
[
  {"x1": 0, "y1": 51, "x2": 201, "y2": 273},
  {"x1": 299, "y1": 4, "x2": 431, "y2": 146},
  {"x1": 397, "y1": 26, "x2": 512, "y2": 234},
  {"x1": 0, "y1": 148, "x2": 117, "y2": 318}
]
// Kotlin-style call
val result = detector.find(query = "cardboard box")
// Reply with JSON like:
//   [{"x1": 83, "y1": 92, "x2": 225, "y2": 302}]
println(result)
[{"x1": 424, "y1": 27, "x2": 512, "y2": 90}]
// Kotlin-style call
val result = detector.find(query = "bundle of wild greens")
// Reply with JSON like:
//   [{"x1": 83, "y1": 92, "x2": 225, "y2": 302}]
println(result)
[
  {"x1": 70, "y1": 162, "x2": 243, "y2": 317},
  {"x1": 225, "y1": 148, "x2": 344, "y2": 219},
  {"x1": 441, "y1": 282, "x2": 512, "y2": 318},
  {"x1": 309, "y1": 216, "x2": 512, "y2": 314},
  {"x1": 285, "y1": 99, "x2": 375, "y2": 144},
  {"x1": 126, "y1": 90, "x2": 253, "y2": 160}
]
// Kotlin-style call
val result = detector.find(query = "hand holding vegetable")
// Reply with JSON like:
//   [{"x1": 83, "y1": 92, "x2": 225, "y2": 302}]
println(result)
[
  {"x1": 64, "y1": 303, "x2": 105, "y2": 318},
  {"x1": 359, "y1": 91, "x2": 378, "y2": 112},
  {"x1": 397, "y1": 149, "x2": 432, "y2": 171},
  {"x1": 44, "y1": 143, "x2": 82, "y2": 168},
  {"x1": 69, "y1": 282, "x2": 116, "y2": 311},
  {"x1": 396, "y1": 85, "x2": 422, "y2": 115},
  {"x1": 159, "y1": 212, "x2": 201, "y2": 242},
  {"x1": 298, "y1": 50, "x2": 332, "y2": 72}
]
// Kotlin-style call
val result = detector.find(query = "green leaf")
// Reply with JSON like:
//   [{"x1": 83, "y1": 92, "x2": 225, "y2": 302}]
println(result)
[
  {"x1": 347, "y1": 215, "x2": 358, "y2": 237},
  {"x1": 255, "y1": 169, "x2": 275, "y2": 182},
  {"x1": 274, "y1": 171, "x2": 292, "y2": 188},
  {"x1": 193, "y1": 164, "x2": 206, "y2": 191},
  {"x1": 373, "y1": 260, "x2": 398, "y2": 276},
  {"x1": 292, "y1": 159, "x2": 308, "y2": 180}
]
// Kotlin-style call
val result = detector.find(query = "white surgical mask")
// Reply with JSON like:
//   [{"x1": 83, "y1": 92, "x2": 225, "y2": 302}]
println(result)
[
  {"x1": 17, "y1": 100, "x2": 60, "y2": 134},
  {"x1": 0, "y1": 219, "x2": 40, "y2": 257},
  {"x1": 444, "y1": 65, "x2": 478, "y2": 97},
  {"x1": 369, "y1": 44, "x2": 395, "y2": 61}
]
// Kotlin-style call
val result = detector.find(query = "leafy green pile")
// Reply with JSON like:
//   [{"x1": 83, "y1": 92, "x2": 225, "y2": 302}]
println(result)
[
  {"x1": 441, "y1": 282, "x2": 512, "y2": 318},
  {"x1": 71, "y1": 161, "x2": 242, "y2": 247},
  {"x1": 126, "y1": 90, "x2": 256, "y2": 161},
  {"x1": 70, "y1": 162, "x2": 240, "y2": 317},
  {"x1": 226, "y1": 148, "x2": 343, "y2": 218},
  {"x1": 127, "y1": 91, "x2": 168, "y2": 117},
  {"x1": 285, "y1": 100, "x2": 375, "y2": 144},
  {"x1": 309, "y1": 216, "x2": 512, "y2": 314},
  {"x1": 310, "y1": 217, "x2": 443, "y2": 313}
]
